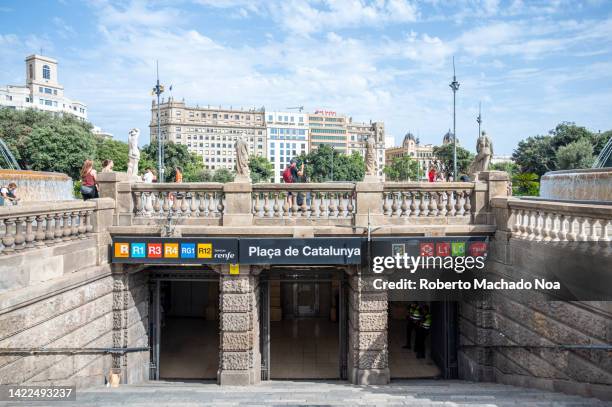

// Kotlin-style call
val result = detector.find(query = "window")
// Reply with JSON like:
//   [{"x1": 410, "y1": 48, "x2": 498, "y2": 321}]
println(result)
[
  {"x1": 224, "y1": 114, "x2": 228, "y2": 119},
  {"x1": 42, "y1": 65, "x2": 50, "y2": 80},
  {"x1": 45, "y1": 100, "x2": 52, "y2": 106},
  {"x1": 39, "y1": 87, "x2": 43, "y2": 93},
  {"x1": 53, "y1": 89, "x2": 57, "y2": 95},
  {"x1": 44, "y1": 88, "x2": 52, "y2": 94},
  {"x1": 29, "y1": 64, "x2": 33, "y2": 79}
]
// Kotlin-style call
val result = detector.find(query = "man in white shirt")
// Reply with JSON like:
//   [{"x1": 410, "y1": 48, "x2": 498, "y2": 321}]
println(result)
[{"x1": 143, "y1": 168, "x2": 155, "y2": 183}]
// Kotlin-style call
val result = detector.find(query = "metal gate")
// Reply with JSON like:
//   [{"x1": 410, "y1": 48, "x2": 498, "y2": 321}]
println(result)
[{"x1": 430, "y1": 301, "x2": 458, "y2": 379}]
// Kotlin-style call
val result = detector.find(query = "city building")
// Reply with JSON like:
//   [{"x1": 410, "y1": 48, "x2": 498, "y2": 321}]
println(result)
[
  {"x1": 347, "y1": 119, "x2": 385, "y2": 177},
  {"x1": 0, "y1": 54, "x2": 87, "y2": 120},
  {"x1": 92, "y1": 126, "x2": 113, "y2": 139},
  {"x1": 491, "y1": 155, "x2": 513, "y2": 165},
  {"x1": 385, "y1": 132, "x2": 437, "y2": 178},
  {"x1": 265, "y1": 111, "x2": 309, "y2": 183},
  {"x1": 308, "y1": 110, "x2": 348, "y2": 153},
  {"x1": 149, "y1": 98, "x2": 266, "y2": 170}
]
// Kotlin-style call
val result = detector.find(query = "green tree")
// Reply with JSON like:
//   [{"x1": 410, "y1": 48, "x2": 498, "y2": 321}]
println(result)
[
  {"x1": 383, "y1": 156, "x2": 419, "y2": 181},
  {"x1": 140, "y1": 141, "x2": 204, "y2": 182},
  {"x1": 212, "y1": 168, "x2": 235, "y2": 183},
  {"x1": 512, "y1": 172, "x2": 539, "y2": 196},
  {"x1": 512, "y1": 135, "x2": 556, "y2": 177},
  {"x1": 24, "y1": 123, "x2": 97, "y2": 179},
  {"x1": 432, "y1": 143, "x2": 474, "y2": 180},
  {"x1": 490, "y1": 161, "x2": 519, "y2": 176},
  {"x1": 95, "y1": 138, "x2": 129, "y2": 172},
  {"x1": 297, "y1": 144, "x2": 365, "y2": 182},
  {"x1": 555, "y1": 138, "x2": 595, "y2": 170},
  {"x1": 248, "y1": 155, "x2": 274, "y2": 183}
]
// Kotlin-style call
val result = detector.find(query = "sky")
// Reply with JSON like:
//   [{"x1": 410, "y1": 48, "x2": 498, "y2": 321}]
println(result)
[{"x1": 0, "y1": 0, "x2": 611, "y2": 154}]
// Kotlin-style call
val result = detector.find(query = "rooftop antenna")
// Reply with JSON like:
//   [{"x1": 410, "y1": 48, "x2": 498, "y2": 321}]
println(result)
[
  {"x1": 287, "y1": 106, "x2": 304, "y2": 112},
  {"x1": 476, "y1": 101, "x2": 482, "y2": 137},
  {"x1": 449, "y1": 56, "x2": 460, "y2": 180}
]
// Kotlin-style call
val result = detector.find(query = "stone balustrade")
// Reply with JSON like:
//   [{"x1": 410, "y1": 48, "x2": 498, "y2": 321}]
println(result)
[
  {"x1": 382, "y1": 182, "x2": 474, "y2": 218},
  {"x1": 251, "y1": 183, "x2": 355, "y2": 219},
  {"x1": 0, "y1": 200, "x2": 96, "y2": 255},
  {"x1": 131, "y1": 183, "x2": 224, "y2": 219},
  {"x1": 492, "y1": 197, "x2": 611, "y2": 243}
]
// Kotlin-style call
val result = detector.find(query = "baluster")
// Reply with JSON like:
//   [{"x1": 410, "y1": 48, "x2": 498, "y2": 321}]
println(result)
[
  {"x1": 328, "y1": 193, "x2": 337, "y2": 217},
  {"x1": 600, "y1": 219, "x2": 610, "y2": 242},
  {"x1": 162, "y1": 192, "x2": 170, "y2": 216},
  {"x1": 446, "y1": 191, "x2": 453, "y2": 216},
  {"x1": 578, "y1": 217, "x2": 588, "y2": 241},
  {"x1": 291, "y1": 194, "x2": 299, "y2": 217},
  {"x1": 410, "y1": 192, "x2": 417, "y2": 217},
  {"x1": 273, "y1": 192, "x2": 280, "y2": 218},
  {"x1": 35, "y1": 215, "x2": 46, "y2": 247},
  {"x1": 463, "y1": 190, "x2": 471, "y2": 217},
  {"x1": 144, "y1": 192, "x2": 153, "y2": 215},
  {"x1": 78, "y1": 210, "x2": 87, "y2": 238},
  {"x1": 25, "y1": 216, "x2": 36, "y2": 248},
  {"x1": 550, "y1": 213, "x2": 560, "y2": 242},
  {"x1": 172, "y1": 192, "x2": 180, "y2": 215},
  {"x1": 566, "y1": 215, "x2": 577, "y2": 241},
  {"x1": 383, "y1": 192, "x2": 391, "y2": 216},
  {"x1": 152, "y1": 192, "x2": 161, "y2": 215},
  {"x1": 511, "y1": 208, "x2": 520, "y2": 235},
  {"x1": 189, "y1": 193, "x2": 198, "y2": 217},
  {"x1": 85, "y1": 210, "x2": 94, "y2": 236},
  {"x1": 134, "y1": 192, "x2": 143, "y2": 216},
  {"x1": 206, "y1": 193, "x2": 214, "y2": 217},
  {"x1": 541, "y1": 213, "x2": 551, "y2": 241},
  {"x1": 253, "y1": 193, "x2": 260, "y2": 216},
  {"x1": 454, "y1": 191, "x2": 463, "y2": 216},
  {"x1": 2, "y1": 218, "x2": 16, "y2": 254},
  {"x1": 438, "y1": 192, "x2": 446, "y2": 217},
  {"x1": 518, "y1": 209, "x2": 527, "y2": 238},
  {"x1": 216, "y1": 192, "x2": 224, "y2": 215},
  {"x1": 45, "y1": 214, "x2": 55, "y2": 244},
  {"x1": 180, "y1": 192, "x2": 189, "y2": 216},
  {"x1": 338, "y1": 194, "x2": 346, "y2": 218},
  {"x1": 589, "y1": 218, "x2": 599, "y2": 242},
  {"x1": 419, "y1": 192, "x2": 427, "y2": 217},
  {"x1": 319, "y1": 193, "x2": 327, "y2": 217},
  {"x1": 428, "y1": 192, "x2": 438, "y2": 216},
  {"x1": 197, "y1": 192, "x2": 206, "y2": 216},
  {"x1": 282, "y1": 194, "x2": 290, "y2": 217},
  {"x1": 557, "y1": 214, "x2": 567, "y2": 241},
  {"x1": 400, "y1": 193, "x2": 409, "y2": 217},
  {"x1": 300, "y1": 191, "x2": 308, "y2": 217},
  {"x1": 264, "y1": 193, "x2": 271, "y2": 217},
  {"x1": 347, "y1": 193, "x2": 354, "y2": 216},
  {"x1": 391, "y1": 193, "x2": 399, "y2": 217},
  {"x1": 71, "y1": 212, "x2": 79, "y2": 239},
  {"x1": 535, "y1": 211, "x2": 544, "y2": 240},
  {"x1": 62, "y1": 212, "x2": 72, "y2": 241},
  {"x1": 13, "y1": 217, "x2": 25, "y2": 250}
]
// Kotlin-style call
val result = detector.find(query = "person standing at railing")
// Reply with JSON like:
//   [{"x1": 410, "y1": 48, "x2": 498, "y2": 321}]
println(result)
[
  {"x1": 428, "y1": 166, "x2": 437, "y2": 182},
  {"x1": 0, "y1": 183, "x2": 20, "y2": 206},
  {"x1": 143, "y1": 168, "x2": 155, "y2": 183},
  {"x1": 174, "y1": 166, "x2": 183, "y2": 183},
  {"x1": 101, "y1": 159, "x2": 114, "y2": 173},
  {"x1": 283, "y1": 159, "x2": 304, "y2": 208},
  {"x1": 80, "y1": 159, "x2": 98, "y2": 200}
]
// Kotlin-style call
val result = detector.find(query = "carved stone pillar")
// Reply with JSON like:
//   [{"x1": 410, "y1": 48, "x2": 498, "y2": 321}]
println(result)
[
  {"x1": 218, "y1": 266, "x2": 260, "y2": 385},
  {"x1": 347, "y1": 272, "x2": 390, "y2": 384}
]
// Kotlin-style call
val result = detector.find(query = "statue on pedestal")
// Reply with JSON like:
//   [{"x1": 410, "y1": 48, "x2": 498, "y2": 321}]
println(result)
[
  {"x1": 127, "y1": 128, "x2": 140, "y2": 178},
  {"x1": 365, "y1": 136, "x2": 378, "y2": 177},
  {"x1": 235, "y1": 134, "x2": 250, "y2": 180},
  {"x1": 469, "y1": 131, "x2": 493, "y2": 176}
]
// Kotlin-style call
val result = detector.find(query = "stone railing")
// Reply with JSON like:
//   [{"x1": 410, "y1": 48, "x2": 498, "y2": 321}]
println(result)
[
  {"x1": 0, "y1": 200, "x2": 99, "y2": 255},
  {"x1": 131, "y1": 183, "x2": 224, "y2": 220},
  {"x1": 492, "y1": 197, "x2": 611, "y2": 243},
  {"x1": 99, "y1": 171, "x2": 509, "y2": 230},
  {"x1": 251, "y1": 183, "x2": 355, "y2": 220},
  {"x1": 382, "y1": 182, "x2": 474, "y2": 219}
]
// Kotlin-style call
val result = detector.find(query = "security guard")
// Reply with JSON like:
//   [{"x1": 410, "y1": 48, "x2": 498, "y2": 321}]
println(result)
[
  {"x1": 403, "y1": 303, "x2": 420, "y2": 349},
  {"x1": 414, "y1": 305, "x2": 431, "y2": 359}
]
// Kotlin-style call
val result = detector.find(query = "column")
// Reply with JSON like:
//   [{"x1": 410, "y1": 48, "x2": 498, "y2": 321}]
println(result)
[
  {"x1": 218, "y1": 267, "x2": 260, "y2": 385},
  {"x1": 348, "y1": 271, "x2": 390, "y2": 384}
]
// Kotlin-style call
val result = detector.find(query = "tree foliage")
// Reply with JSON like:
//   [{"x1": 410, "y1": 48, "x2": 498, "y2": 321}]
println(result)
[
  {"x1": 432, "y1": 143, "x2": 474, "y2": 180},
  {"x1": 212, "y1": 168, "x2": 235, "y2": 183},
  {"x1": 383, "y1": 155, "x2": 419, "y2": 181},
  {"x1": 248, "y1": 155, "x2": 274, "y2": 183},
  {"x1": 140, "y1": 141, "x2": 205, "y2": 182},
  {"x1": 95, "y1": 138, "x2": 129, "y2": 172},
  {"x1": 512, "y1": 172, "x2": 539, "y2": 196},
  {"x1": 297, "y1": 144, "x2": 365, "y2": 182},
  {"x1": 555, "y1": 138, "x2": 595, "y2": 170}
]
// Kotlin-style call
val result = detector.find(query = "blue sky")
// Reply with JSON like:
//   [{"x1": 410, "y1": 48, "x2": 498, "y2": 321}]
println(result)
[{"x1": 1, "y1": 0, "x2": 611, "y2": 154}]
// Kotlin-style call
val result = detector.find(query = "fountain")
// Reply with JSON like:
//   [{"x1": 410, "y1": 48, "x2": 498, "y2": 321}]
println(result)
[
  {"x1": 0, "y1": 141, "x2": 74, "y2": 202},
  {"x1": 539, "y1": 136, "x2": 612, "y2": 201}
]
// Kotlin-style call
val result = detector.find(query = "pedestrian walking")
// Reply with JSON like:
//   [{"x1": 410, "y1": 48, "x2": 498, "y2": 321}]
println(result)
[
  {"x1": 402, "y1": 303, "x2": 419, "y2": 349},
  {"x1": 80, "y1": 159, "x2": 98, "y2": 200},
  {"x1": 414, "y1": 304, "x2": 431, "y2": 359}
]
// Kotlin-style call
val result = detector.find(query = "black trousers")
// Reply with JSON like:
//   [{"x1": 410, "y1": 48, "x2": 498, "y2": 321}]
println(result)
[
  {"x1": 405, "y1": 320, "x2": 414, "y2": 348},
  {"x1": 414, "y1": 327, "x2": 429, "y2": 358}
]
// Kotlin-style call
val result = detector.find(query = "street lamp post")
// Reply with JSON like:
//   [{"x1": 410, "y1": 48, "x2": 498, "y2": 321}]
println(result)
[
  {"x1": 449, "y1": 57, "x2": 460, "y2": 181},
  {"x1": 330, "y1": 146, "x2": 334, "y2": 181},
  {"x1": 152, "y1": 61, "x2": 165, "y2": 182},
  {"x1": 477, "y1": 101, "x2": 482, "y2": 138}
]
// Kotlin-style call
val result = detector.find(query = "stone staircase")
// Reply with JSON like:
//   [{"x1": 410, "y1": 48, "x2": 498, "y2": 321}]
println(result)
[{"x1": 68, "y1": 380, "x2": 611, "y2": 406}]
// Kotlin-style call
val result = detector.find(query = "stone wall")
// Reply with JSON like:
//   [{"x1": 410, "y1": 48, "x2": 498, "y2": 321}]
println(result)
[{"x1": 459, "y1": 237, "x2": 612, "y2": 401}]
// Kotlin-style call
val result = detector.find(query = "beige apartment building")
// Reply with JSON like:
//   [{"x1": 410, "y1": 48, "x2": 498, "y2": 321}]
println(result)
[
  {"x1": 308, "y1": 110, "x2": 349, "y2": 153},
  {"x1": 385, "y1": 132, "x2": 438, "y2": 179},
  {"x1": 347, "y1": 119, "x2": 385, "y2": 177},
  {"x1": 150, "y1": 98, "x2": 266, "y2": 170}
]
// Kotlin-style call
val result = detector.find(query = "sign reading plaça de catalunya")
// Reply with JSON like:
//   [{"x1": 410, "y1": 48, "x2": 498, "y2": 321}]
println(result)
[{"x1": 240, "y1": 238, "x2": 363, "y2": 265}]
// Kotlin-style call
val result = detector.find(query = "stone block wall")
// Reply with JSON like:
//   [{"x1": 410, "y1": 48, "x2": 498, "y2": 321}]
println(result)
[
  {"x1": 459, "y1": 237, "x2": 612, "y2": 401},
  {"x1": 347, "y1": 273, "x2": 389, "y2": 384}
]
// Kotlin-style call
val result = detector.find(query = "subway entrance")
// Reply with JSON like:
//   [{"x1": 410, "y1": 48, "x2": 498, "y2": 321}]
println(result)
[
  {"x1": 149, "y1": 270, "x2": 219, "y2": 381},
  {"x1": 260, "y1": 268, "x2": 347, "y2": 380}
]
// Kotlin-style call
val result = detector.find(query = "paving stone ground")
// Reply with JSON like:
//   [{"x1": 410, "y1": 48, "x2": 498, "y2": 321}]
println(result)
[{"x1": 4, "y1": 380, "x2": 611, "y2": 407}]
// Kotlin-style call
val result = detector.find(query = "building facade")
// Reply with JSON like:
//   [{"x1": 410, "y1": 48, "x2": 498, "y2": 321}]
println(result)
[
  {"x1": 347, "y1": 120, "x2": 385, "y2": 178},
  {"x1": 385, "y1": 132, "x2": 436, "y2": 179},
  {"x1": 149, "y1": 98, "x2": 266, "y2": 171},
  {"x1": 308, "y1": 110, "x2": 349, "y2": 153},
  {"x1": 0, "y1": 55, "x2": 87, "y2": 120},
  {"x1": 265, "y1": 111, "x2": 309, "y2": 183}
]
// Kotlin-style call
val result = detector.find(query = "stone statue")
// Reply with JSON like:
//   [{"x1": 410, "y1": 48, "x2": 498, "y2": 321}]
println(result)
[
  {"x1": 127, "y1": 128, "x2": 140, "y2": 178},
  {"x1": 365, "y1": 135, "x2": 377, "y2": 176},
  {"x1": 469, "y1": 131, "x2": 493, "y2": 176},
  {"x1": 235, "y1": 134, "x2": 250, "y2": 179}
]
